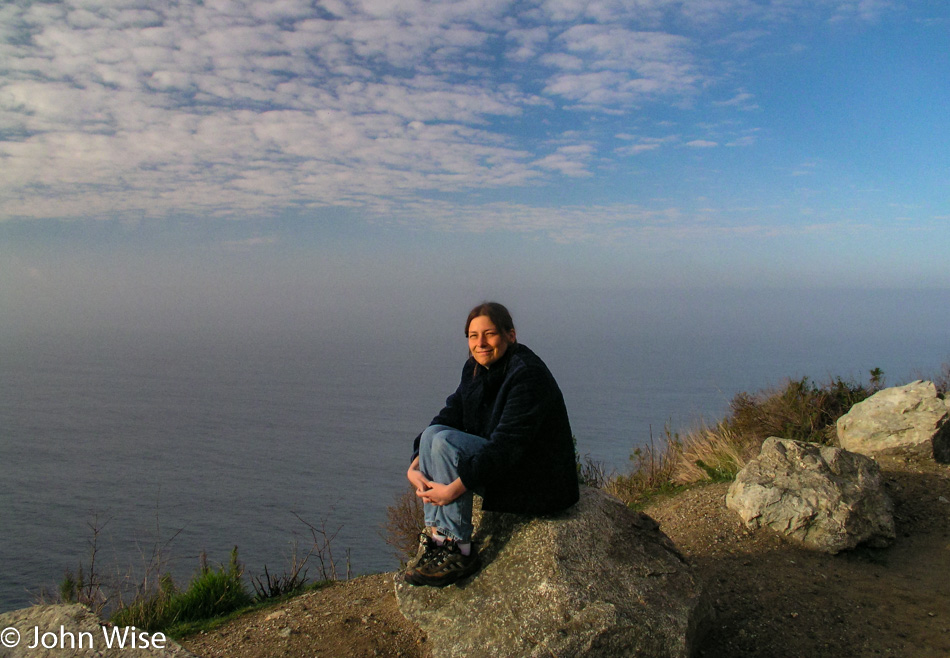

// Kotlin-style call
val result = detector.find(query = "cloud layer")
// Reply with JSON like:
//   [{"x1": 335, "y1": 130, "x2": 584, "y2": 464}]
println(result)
[{"x1": 0, "y1": 0, "x2": 898, "y2": 226}]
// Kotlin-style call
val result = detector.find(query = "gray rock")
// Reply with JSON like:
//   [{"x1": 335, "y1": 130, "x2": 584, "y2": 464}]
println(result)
[
  {"x1": 836, "y1": 380, "x2": 950, "y2": 462},
  {"x1": 395, "y1": 487, "x2": 709, "y2": 657},
  {"x1": 726, "y1": 437, "x2": 895, "y2": 553},
  {"x1": 0, "y1": 604, "x2": 197, "y2": 658}
]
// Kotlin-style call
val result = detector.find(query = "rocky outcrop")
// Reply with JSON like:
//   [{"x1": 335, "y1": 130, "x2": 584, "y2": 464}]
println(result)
[
  {"x1": 836, "y1": 381, "x2": 950, "y2": 462},
  {"x1": 395, "y1": 487, "x2": 709, "y2": 658},
  {"x1": 726, "y1": 437, "x2": 895, "y2": 553},
  {"x1": 0, "y1": 604, "x2": 196, "y2": 658}
]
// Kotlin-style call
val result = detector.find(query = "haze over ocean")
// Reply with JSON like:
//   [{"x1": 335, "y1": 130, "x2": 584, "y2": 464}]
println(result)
[{"x1": 1, "y1": 288, "x2": 947, "y2": 612}]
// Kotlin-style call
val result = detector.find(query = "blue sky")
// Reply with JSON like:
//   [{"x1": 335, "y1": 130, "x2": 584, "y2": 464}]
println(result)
[{"x1": 1, "y1": 0, "x2": 948, "y2": 335}]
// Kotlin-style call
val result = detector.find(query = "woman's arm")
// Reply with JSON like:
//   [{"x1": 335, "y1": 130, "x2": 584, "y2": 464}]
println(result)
[
  {"x1": 407, "y1": 455, "x2": 428, "y2": 492},
  {"x1": 457, "y1": 365, "x2": 554, "y2": 492},
  {"x1": 411, "y1": 363, "x2": 470, "y2": 461}
]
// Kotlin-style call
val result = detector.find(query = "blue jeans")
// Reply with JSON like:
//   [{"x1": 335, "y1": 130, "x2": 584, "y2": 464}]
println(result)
[{"x1": 417, "y1": 424, "x2": 489, "y2": 543}]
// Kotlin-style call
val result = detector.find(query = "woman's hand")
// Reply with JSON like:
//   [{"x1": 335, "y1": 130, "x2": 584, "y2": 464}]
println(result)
[
  {"x1": 408, "y1": 457, "x2": 466, "y2": 505},
  {"x1": 417, "y1": 478, "x2": 467, "y2": 506},
  {"x1": 407, "y1": 457, "x2": 429, "y2": 493}
]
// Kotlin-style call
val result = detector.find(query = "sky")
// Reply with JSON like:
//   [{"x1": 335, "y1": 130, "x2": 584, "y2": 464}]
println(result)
[{"x1": 1, "y1": 0, "x2": 948, "y2": 337}]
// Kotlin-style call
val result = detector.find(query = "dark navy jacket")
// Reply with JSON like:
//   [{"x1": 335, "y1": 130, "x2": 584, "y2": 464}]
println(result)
[{"x1": 413, "y1": 343, "x2": 580, "y2": 514}]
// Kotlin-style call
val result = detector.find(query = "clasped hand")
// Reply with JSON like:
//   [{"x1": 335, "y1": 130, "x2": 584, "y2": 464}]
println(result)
[{"x1": 407, "y1": 464, "x2": 466, "y2": 506}]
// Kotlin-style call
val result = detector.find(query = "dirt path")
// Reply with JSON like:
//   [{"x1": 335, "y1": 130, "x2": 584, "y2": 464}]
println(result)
[{"x1": 180, "y1": 454, "x2": 950, "y2": 657}]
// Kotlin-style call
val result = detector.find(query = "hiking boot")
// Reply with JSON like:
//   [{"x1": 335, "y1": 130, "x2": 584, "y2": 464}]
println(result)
[
  {"x1": 404, "y1": 539, "x2": 481, "y2": 588},
  {"x1": 402, "y1": 531, "x2": 442, "y2": 582}
]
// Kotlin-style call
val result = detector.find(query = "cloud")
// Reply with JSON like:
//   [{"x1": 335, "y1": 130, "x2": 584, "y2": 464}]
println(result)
[
  {"x1": 533, "y1": 144, "x2": 596, "y2": 177},
  {"x1": 0, "y1": 1, "x2": 548, "y2": 218},
  {"x1": 392, "y1": 199, "x2": 870, "y2": 246},
  {"x1": 792, "y1": 161, "x2": 819, "y2": 176},
  {"x1": 829, "y1": 0, "x2": 899, "y2": 22},
  {"x1": 537, "y1": 0, "x2": 675, "y2": 25},
  {"x1": 398, "y1": 200, "x2": 684, "y2": 242},
  {"x1": 506, "y1": 26, "x2": 551, "y2": 61},
  {"x1": 713, "y1": 90, "x2": 759, "y2": 111},
  {"x1": 222, "y1": 236, "x2": 280, "y2": 251},
  {"x1": 614, "y1": 133, "x2": 679, "y2": 155},
  {"x1": 543, "y1": 25, "x2": 701, "y2": 106},
  {"x1": 685, "y1": 140, "x2": 719, "y2": 148},
  {"x1": 726, "y1": 135, "x2": 756, "y2": 147},
  {"x1": 0, "y1": 0, "x2": 907, "y2": 225}
]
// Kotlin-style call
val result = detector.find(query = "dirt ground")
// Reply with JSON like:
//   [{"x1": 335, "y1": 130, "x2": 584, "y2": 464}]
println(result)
[{"x1": 180, "y1": 453, "x2": 950, "y2": 657}]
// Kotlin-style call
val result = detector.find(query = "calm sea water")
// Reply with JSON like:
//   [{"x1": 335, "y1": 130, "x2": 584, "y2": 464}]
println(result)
[{"x1": 1, "y1": 300, "x2": 947, "y2": 612}]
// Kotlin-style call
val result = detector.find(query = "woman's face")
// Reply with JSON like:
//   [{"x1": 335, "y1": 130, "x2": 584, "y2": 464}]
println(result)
[{"x1": 468, "y1": 315, "x2": 516, "y2": 368}]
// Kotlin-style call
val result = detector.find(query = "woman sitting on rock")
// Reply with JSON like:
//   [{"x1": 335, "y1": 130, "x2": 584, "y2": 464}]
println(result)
[{"x1": 404, "y1": 301, "x2": 580, "y2": 587}]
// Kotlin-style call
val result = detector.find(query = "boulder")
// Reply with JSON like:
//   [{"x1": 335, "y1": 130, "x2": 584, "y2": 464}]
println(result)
[
  {"x1": 395, "y1": 487, "x2": 709, "y2": 658},
  {"x1": 726, "y1": 437, "x2": 895, "y2": 553},
  {"x1": 836, "y1": 380, "x2": 950, "y2": 462},
  {"x1": 0, "y1": 604, "x2": 196, "y2": 657}
]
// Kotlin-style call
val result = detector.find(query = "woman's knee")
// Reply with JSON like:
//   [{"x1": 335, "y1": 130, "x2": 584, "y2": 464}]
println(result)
[
  {"x1": 419, "y1": 425, "x2": 436, "y2": 455},
  {"x1": 427, "y1": 428, "x2": 457, "y2": 461}
]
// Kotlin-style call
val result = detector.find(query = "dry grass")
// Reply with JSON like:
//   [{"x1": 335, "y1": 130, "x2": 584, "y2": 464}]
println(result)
[
  {"x1": 672, "y1": 422, "x2": 760, "y2": 485},
  {"x1": 602, "y1": 430, "x2": 683, "y2": 507},
  {"x1": 603, "y1": 374, "x2": 879, "y2": 507}
]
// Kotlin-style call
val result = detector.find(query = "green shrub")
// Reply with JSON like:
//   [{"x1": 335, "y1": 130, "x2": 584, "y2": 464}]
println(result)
[
  {"x1": 59, "y1": 568, "x2": 80, "y2": 604},
  {"x1": 172, "y1": 548, "x2": 252, "y2": 623},
  {"x1": 110, "y1": 573, "x2": 177, "y2": 631},
  {"x1": 111, "y1": 548, "x2": 252, "y2": 633},
  {"x1": 725, "y1": 376, "x2": 869, "y2": 446}
]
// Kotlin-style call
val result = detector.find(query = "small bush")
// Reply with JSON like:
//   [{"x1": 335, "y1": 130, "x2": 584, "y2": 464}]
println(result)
[
  {"x1": 603, "y1": 371, "x2": 879, "y2": 507},
  {"x1": 936, "y1": 363, "x2": 950, "y2": 397},
  {"x1": 52, "y1": 513, "x2": 111, "y2": 614},
  {"x1": 725, "y1": 376, "x2": 870, "y2": 446},
  {"x1": 111, "y1": 548, "x2": 252, "y2": 633},
  {"x1": 109, "y1": 573, "x2": 177, "y2": 631},
  {"x1": 574, "y1": 436, "x2": 611, "y2": 488},
  {"x1": 385, "y1": 486, "x2": 425, "y2": 563},
  {"x1": 916, "y1": 361, "x2": 950, "y2": 397},
  {"x1": 172, "y1": 548, "x2": 252, "y2": 623},
  {"x1": 251, "y1": 562, "x2": 309, "y2": 602},
  {"x1": 603, "y1": 427, "x2": 683, "y2": 507}
]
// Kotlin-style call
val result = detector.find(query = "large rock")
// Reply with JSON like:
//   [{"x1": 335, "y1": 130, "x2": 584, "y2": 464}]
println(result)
[
  {"x1": 836, "y1": 380, "x2": 950, "y2": 462},
  {"x1": 0, "y1": 604, "x2": 196, "y2": 657},
  {"x1": 726, "y1": 437, "x2": 895, "y2": 553},
  {"x1": 395, "y1": 487, "x2": 709, "y2": 657}
]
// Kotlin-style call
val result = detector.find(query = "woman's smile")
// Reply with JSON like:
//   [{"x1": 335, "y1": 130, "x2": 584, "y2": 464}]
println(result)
[{"x1": 467, "y1": 315, "x2": 516, "y2": 368}]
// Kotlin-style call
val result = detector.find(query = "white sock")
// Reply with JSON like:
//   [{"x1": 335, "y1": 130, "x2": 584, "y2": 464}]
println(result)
[{"x1": 457, "y1": 542, "x2": 471, "y2": 556}]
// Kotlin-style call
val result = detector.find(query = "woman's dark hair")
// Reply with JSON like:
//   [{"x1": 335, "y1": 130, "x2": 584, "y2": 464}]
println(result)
[{"x1": 465, "y1": 302, "x2": 515, "y2": 337}]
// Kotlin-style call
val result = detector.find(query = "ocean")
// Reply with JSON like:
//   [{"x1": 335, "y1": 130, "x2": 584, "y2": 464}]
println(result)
[{"x1": 1, "y1": 291, "x2": 947, "y2": 612}]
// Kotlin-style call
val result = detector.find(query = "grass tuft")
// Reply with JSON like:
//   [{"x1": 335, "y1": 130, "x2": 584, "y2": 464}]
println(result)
[
  {"x1": 601, "y1": 371, "x2": 881, "y2": 507},
  {"x1": 110, "y1": 547, "x2": 253, "y2": 633}
]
